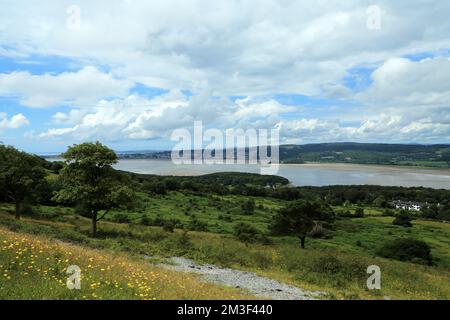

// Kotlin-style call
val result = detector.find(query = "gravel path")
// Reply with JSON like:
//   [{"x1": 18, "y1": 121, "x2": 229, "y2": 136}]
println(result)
[{"x1": 146, "y1": 256, "x2": 325, "y2": 300}]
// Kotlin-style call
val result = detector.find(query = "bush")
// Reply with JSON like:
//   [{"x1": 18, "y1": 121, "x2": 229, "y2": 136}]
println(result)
[
  {"x1": 233, "y1": 222, "x2": 270, "y2": 245},
  {"x1": 354, "y1": 207, "x2": 365, "y2": 218},
  {"x1": 393, "y1": 213, "x2": 413, "y2": 227},
  {"x1": 308, "y1": 223, "x2": 331, "y2": 239},
  {"x1": 162, "y1": 220, "x2": 175, "y2": 233},
  {"x1": 306, "y1": 253, "x2": 367, "y2": 287},
  {"x1": 338, "y1": 208, "x2": 364, "y2": 218},
  {"x1": 339, "y1": 210, "x2": 353, "y2": 218},
  {"x1": 241, "y1": 199, "x2": 255, "y2": 215},
  {"x1": 377, "y1": 238, "x2": 433, "y2": 265}
]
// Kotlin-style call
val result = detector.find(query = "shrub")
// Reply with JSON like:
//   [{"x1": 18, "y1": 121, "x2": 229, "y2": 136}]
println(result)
[
  {"x1": 308, "y1": 223, "x2": 331, "y2": 239},
  {"x1": 306, "y1": 253, "x2": 367, "y2": 287},
  {"x1": 377, "y1": 238, "x2": 433, "y2": 265},
  {"x1": 241, "y1": 199, "x2": 255, "y2": 215},
  {"x1": 393, "y1": 213, "x2": 413, "y2": 227},
  {"x1": 162, "y1": 220, "x2": 175, "y2": 233},
  {"x1": 233, "y1": 223, "x2": 258, "y2": 243},
  {"x1": 354, "y1": 207, "x2": 365, "y2": 218},
  {"x1": 339, "y1": 210, "x2": 353, "y2": 218},
  {"x1": 233, "y1": 222, "x2": 270, "y2": 245}
]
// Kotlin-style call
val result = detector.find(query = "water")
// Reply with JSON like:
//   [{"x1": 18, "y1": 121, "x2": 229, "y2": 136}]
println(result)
[{"x1": 114, "y1": 159, "x2": 450, "y2": 189}]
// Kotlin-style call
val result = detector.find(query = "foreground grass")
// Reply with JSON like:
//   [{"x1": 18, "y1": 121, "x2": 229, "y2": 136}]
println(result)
[
  {"x1": 0, "y1": 226, "x2": 254, "y2": 300},
  {"x1": 0, "y1": 201, "x2": 449, "y2": 300}
]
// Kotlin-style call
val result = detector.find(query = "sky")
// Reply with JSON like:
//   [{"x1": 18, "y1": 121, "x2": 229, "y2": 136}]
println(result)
[{"x1": 0, "y1": 0, "x2": 450, "y2": 153}]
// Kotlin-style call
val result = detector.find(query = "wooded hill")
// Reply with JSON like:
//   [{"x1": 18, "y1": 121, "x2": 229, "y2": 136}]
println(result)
[{"x1": 118, "y1": 142, "x2": 450, "y2": 168}]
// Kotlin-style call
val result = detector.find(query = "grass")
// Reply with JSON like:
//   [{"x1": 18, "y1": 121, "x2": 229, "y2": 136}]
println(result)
[
  {"x1": 1, "y1": 195, "x2": 449, "y2": 300},
  {"x1": 0, "y1": 226, "x2": 255, "y2": 300},
  {"x1": 109, "y1": 191, "x2": 285, "y2": 234}
]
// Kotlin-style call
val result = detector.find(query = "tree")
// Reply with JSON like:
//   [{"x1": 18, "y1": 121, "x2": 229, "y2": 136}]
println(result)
[
  {"x1": 270, "y1": 200, "x2": 334, "y2": 249},
  {"x1": 53, "y1": 142, "x2": 135, "y2": 237},
  {"x1": 393, "y1": 213, "x2": 413, "y2": 227},
  {"x1": 373, "y1": 195, "x2": 387, "y2": 208},
  {"x1": 0, "y1": 145, "x2": 46, "y2": 219}
]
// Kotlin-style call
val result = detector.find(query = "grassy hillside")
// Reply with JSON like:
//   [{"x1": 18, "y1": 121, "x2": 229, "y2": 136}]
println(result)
[
  {"x1": 279, "y1": 143, "x2": 450, "y2": 167},
  {"x1": 0, "y1": 226, "x2": 254, "y2": 300},
  {"x1": 1, "y1": 195, "x2": 449, "y2": 300}
]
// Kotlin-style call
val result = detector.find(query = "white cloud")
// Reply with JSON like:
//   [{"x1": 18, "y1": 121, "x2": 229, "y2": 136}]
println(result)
[
  {"x1": 1, "y1": 1, "x2": 450, "y2": 145},
  {"x1": 0, "y1": 66, "x2": 133, "y2": 108},
  {"x1": 2, "y1": 1, "x2": 450, "y2": 96},
  {"x1": 38, "y1": 90, "x2": 298, "y2": 141},
  {"x1": 360, "y1": 57, "x2": 450, "y2": 108},
  {"x1": 353, "y1": 57, "x2": 450, "y2": 142},
  {"x1": 278, "y1": 113, "x2": 450, "y2": 143},
  {"x1": 0, "y1": 113, "x2": 30, "y2": 130}
]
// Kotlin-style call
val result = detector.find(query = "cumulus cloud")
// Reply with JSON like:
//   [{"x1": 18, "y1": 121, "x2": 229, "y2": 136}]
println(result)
[
  {"x1": 352, "y1": 57, "x2": 450, "y2": 141},
  {"x1": 0, "y1": 113, "x2": 30, "y2": 130},
  {"x1": 0, "y1": 66, "x2": 133, "y2": 108},
  {"x1": 360, "y1": 57, "x2": 450, "y2": 108},
  {"x1": 2, "y1": 1, "x2": 450, "y2": 96},
  {"x1": 1, "y1": 1, "x2": 450, "y2": 145},
  {"x1": 38, "y1": 90, "x2": 298, "y2": 141}
]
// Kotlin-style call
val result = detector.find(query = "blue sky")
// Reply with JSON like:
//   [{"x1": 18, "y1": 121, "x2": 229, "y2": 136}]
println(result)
[{"x1": 1, "y1": 1, "x2": 450, "y2": 153}]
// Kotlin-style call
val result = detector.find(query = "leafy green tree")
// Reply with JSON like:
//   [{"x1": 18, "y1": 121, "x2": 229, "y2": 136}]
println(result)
[
  {"x1": 53, "y1": 142, "x2": 135, "y2": 237},
  {"x1": 437, "y1": 203, "x2": 450, "y2": 221},
  {"x1": 0, "y1": 145, "x2": 46, "y2": 219},
  {"x1": 373, "y1": 195, "x2": 387, "y2": 208},
  {"x1": 393, "y1": 213, "x2": 413, "y2": 227},
  {"x1": 270, "y1": 200, "x2": 334, "y2": 249}
]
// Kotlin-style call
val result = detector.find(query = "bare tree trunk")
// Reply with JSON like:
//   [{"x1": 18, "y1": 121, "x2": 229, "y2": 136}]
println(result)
[
  {"x1": 91, "y1": 211, "x2": 98, "y2": 237},
  {"x1": 15, "y1": 201, "x2": 21, "y2": 220},
  {"x1": 298, "y1": 235, "x2": 306, "y2": 249}
]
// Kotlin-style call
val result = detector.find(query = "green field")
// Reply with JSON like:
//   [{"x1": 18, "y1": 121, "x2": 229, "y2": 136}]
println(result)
[{"x1": 1, "y1": 191, "x2": 449, "y2": 300}]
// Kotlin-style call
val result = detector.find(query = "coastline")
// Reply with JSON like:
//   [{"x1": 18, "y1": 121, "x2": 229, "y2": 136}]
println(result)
[{"x1": 280, "y1": 162, "x2": 450, "y2": 175}]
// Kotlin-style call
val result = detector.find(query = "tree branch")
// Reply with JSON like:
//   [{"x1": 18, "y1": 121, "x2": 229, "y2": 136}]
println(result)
[{"x1": 96, "y1": 210, "x2": 110, "y2": 222}]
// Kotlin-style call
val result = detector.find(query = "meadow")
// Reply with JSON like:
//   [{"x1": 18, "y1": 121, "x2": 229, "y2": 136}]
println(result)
[
  {"x1": 0, "y1": 190, "x2": 449, "y2": 300},
  {"x1": 0, "y1": 225, "x2": 254, "y2": 300}
]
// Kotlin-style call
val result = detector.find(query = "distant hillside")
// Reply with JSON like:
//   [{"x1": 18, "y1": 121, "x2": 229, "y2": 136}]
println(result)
[
  {"x1": 280, "y1": 143, "x2": 450, "y2": 167},
  {"x1": 117, "y1": 143, "x2": 450, "y2": 168}
]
